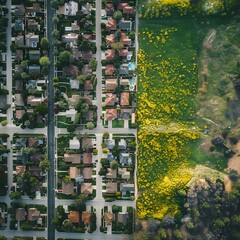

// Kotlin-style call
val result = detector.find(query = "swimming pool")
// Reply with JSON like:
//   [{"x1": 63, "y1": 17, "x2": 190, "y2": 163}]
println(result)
[
  {"x1": 128, "y1": 62, "x2": 136, "y2": 71},
  {"x1": 129, "y1": 77, "x2": 136, "y2": 91}
]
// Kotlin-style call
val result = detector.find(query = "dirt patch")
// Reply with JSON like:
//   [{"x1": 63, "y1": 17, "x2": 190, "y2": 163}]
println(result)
[
  {"x1": 199, "y1": 139, "x2": 212, "y2": 152},
  {"x1": 224, "y1": 175, "x2": 232, "y2": 192},
  {"x1": 227, "y1": 141, "x2": 240, "y2": 174}
]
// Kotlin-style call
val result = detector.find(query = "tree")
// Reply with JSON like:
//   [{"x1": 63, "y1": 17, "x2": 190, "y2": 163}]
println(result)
[
  {"x1": 40, "y1": 159, "x2": 50, "y2": 172},
  {"x1": 98, "y1": 167, "x2": 107, "y2": 176},
  {"x1": 67, "y1": 125, "x2": 75, "y2": 132},
  {"x1": 1, "y1": 120, "x2": 7, "y2": 126},
  {"x1": 86, "y1": 122, "x2": 95, "y2": 130},
  {"x1": 112, "y1": 205, "x2": 120, "y2": 213},
  {"x1": 113, "y1": 10, "x2": 123, "y2": 21},
  {"x1": 103, "y1": 132, "x2": 109, "y2": 139},
  {"x1": 63, "y1": 176, "x2": 71, "y2": 183},
  {"x1": 35, "y1": 104, "x2": 48, "y2": 116},
  {"x1": 81, "y1": 103, "x2": 89, "y2": 114},
  {"x1": 59, "y1": 51, "x2": 73, "y2": 66},
  {"x1": 9, "y1": 191, "x2": 22, "y2": 199},
  {"x1": 63, "y1": 221, "x2": 73, "y2": 231},
  {"x1": 89, "y1": 58, "x2": 97, "y2": 70},
  {"x1": 40, "y1": 37, "x2": 49, "y2": 50},
  {"x1": 0, "y1": 145, "x2": 9, "y2": 155},
  {"x1": 110, "y1": 160, "x2": 119, "y2": 169},
  {"x1": 129, "y1": 31, "x2": 135, "y2": 40},
  {"x1": 52, "y1": 29, "x2": 60, "y2": 39},
  {"x1": 39, "y1": 56, "x2": 50, "y2": 66},
  {"x1": 111, "y1": 42, "x2": 123, "y2": 51},
  {"x1": 21, "y1": 60, "x2": 28, "y2": 69},
  {"x1": 52, "y1": 16, "x2": 59, "y2": 24},
  {"x1": 112, "y1": 0, "x2": 121, "y2": 8},
  {"x1": 70, "y1": 194, "x2": 87, "y2": 212}
]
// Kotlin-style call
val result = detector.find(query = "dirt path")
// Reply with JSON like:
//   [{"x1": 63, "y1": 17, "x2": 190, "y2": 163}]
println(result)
[{"x1": 228, "y1": 142, "x2": 240, "y2": 174}]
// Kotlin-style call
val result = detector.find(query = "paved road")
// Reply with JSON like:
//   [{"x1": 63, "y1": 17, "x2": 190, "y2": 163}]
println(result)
[
  {"x1": 46, "y1": 0, "x2": 55, "y2": 239},
  {"x1": 6, "y1": 0, "x2": 13, "y2": 125},
  {"x1": 95, "y1": 0, "x2": 103, "y2": 127}
]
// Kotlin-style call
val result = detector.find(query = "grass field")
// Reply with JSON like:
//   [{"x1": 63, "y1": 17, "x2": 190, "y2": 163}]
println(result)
[{"x1": 137, "y1": 14, "x2": 240, "y2": 220}]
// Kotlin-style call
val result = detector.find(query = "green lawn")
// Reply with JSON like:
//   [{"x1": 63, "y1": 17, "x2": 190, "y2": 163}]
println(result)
[
  {"x1": 112, "y1": 119, "x2": 124, "y2": 128},
  {"x1": 57, "y1": 115, "x2": 71, "y2": 128}
]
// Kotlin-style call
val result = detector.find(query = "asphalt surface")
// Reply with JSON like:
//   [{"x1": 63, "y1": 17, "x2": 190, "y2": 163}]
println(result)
[{"x1": 46, "y1": 0, "x2": 55, "y2": 239}]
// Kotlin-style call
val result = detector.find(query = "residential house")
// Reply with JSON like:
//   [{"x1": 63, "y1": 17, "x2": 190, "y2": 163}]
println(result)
[
  {"x1": 81, "y1": 3, "x2": 92, "y2": 15},
  {"x1": 26, "y1": 80, "x2": 37, "y2": 90},
  {"x1": 69, "y1": 138, "x2": 80, "y2": 149},
  {"x1": 83, "y1": 153, "x2": 92, "y2": 164},
  {"x1": 107, "y1": 152, "x2": 115, "y2": 162},
  {"x1": 118, "y1": 19, "x2": 132, "y2": 31},
  {"x1": 15, "y1": 5, "x2": 25, "y2": 16},
  {"x1": 71, "y1": 20, "x2": 80, "y2": 31},
  {"x1": 120, "y1": 183, "x2": 134, "y2": 196},
  {"x1": 105, "y1": 78, "x2": 118, "y2": 91},
  {"x1": 119, "y1": 49, "x2": 128, "y2": 57},
  {"x1": 106, "y1": 168, "x2": 117, "y2": 179},
  {"x1": 58, "y1": 1, "x2": 78, "y2": 16},
  {"x1": 118, "y1": 3, "x2": 134, "y2": 14},
  {"x1": 29, "y1": 50, "x2": 40, "y2": 60},
  {"x1": 83, "y1": 94, "x2": 93, "y2": 105},
  {"x1": 14, "y1": 19, "x2": 24, "y2": 31},
  {"x1": 27, "y1": 19, "x2": 38, "y2": 30},
  {"x1": 29, "y1": 65, "x2": 41, "y2": 73},
  {"x1": 62, "y1": 181, "x2": 74, "y2": 195},
  {"x1": 15, "y1": 80, "x2": 23, "y2": 91},
  {"x1": 81, "y1": 50, "x2": 92, "y2": 61},
  {"x1": 28, "y1": 208, "x2": 40, "y2": 221},
  {"x1": 70, "y1": 79, "x2": 79, "y2": 90},
  {"x1": 15, "y1": 94, "x2": 24, "y2": 106},
  {"x1": 120, "y1": 33, "x2": 131, "y2": 46},
  {"x1": 84, "y1": 80, "x2": 93, "y2": 91},
  {"x1": 68, "y1": 211, "x2": 80, "y2": 223},
  {"x1": 26, "y1": 3, "x2": 42, "y2": 14},
  {"x1": 119, "y1": 139, "x2": 127, "y2": 150},
  {"x1": 69, "y1": 95, "x2": 80, "y2": 108},
  {"x1": 15, "y1": 208, "x2": 26, "y2": 221},
  {"x1": 64, "y1": 154, "x2": 81, "y2": 164},
  {"x1": 15, "y1": 110, "x2": 25, "y2": 120},
  {"x1": 27, "y1": 137, "x2": 39, "y2": 147},
  {"x1": 81, "y1": 65, "x2": 92, "y2": 75},
  {"x1": 104, "y1": 139, "x2": 115, "y2": 150},
  {"x1": 119, "y1": 66, "x2": 129, "y2": 76},
  {"x1": 104, "y1": 212, "x2": 113, "y2": 225},
  {"x1": 82, "y1": 138, "x2": 93, "y2": 149},
  {"x1": 27, "y1": 95, "x2": 43, "y2": 106},
  {"x1": 118, "y1": 168, "x2": 130, "y2": 179},
  {"x1": 120, "y1": 153, "x2": 129, "y2": 165},
  {"x1": 82, "y1": 34, "x2": 92, "y2": 41},
  {"x1": 86, "y1": 110, "x2": 94, "y2": 121},
  {"x1": 15, "y1": 50, "x2": 23, "y2": 61},
  {"x1": 118, "y1": 212, "x2": 128, "y2": 225},
  {"x1": 105, "y1": 3, "x2": 114, "y2": 16},
  {"x1": 62, "y1": 33, "x2": 78, "y2": 43},
  {"x1": 106, "y1": 182, "x2": 118, "y2": 194},
  {"x1": 105, "y1": 49, "x2": 115, "y2": 61},
  {"x1": 66, "y1": 108, "x2": 77, "y2": 121},
  {"x1": 105, "y1": 109, "x2": 117, "y2": 121},
  {"x1": 81, "y1": 183, "x2": 93, "y2": 195},
  {"x1": 120, "y1": 92, "x2": 130, "y2": 106},
  {"x1": 29, "y1": 167, "x2": 41, "y2": 177},
  {"x1": 16, "y1": 166, "x2": 26, "y2": 177},
  {"x1": 69, "y1": 167, "x2": 80, "y2": 179},
  {"x1": 121, "y1": 109, "x2": 132, "y2": 120},
  {"x1": 105, "y1": 93, "x2": 116, "y2": 106},
  {"x1": 15, "y1": 35, "x2": 24, "y2": 46},
  {"x1": 120, "y1": 78, "x2": 130, "y2": 86},
  {"x1": 106, "y1": 35, "x2": 115, "y2": 46},
  {"x1": 83, "y1": 168, "x2": 92, "y2": 179},
  {"x1": 63, "y1": 65, "x2": 79, "y2": 78},
  {"x1": 30, "y1": 152, "x2": 42, "y2": 163},
  {"x1": 82, "y1": 212, "x2": 91, "y2": 227},
  {"x1": 106, "y1": 18, "x2": 117, "y2": 31},
  {"x1": 25, "y1": 33, "x2": 39, "y2": 48},
  {"x1": 105, "y1": 65, "x2": 115, "y2": 76}
]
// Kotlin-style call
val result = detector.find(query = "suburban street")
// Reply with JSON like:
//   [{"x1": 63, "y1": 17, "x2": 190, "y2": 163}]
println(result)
[{"x1": 0, "y1": 0, "x2": 137, "y2": 239}]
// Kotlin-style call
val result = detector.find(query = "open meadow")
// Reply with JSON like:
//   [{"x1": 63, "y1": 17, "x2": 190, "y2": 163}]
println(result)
[{"x1": 137, "y1": 14, "x2": 240, "y2": 220}]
